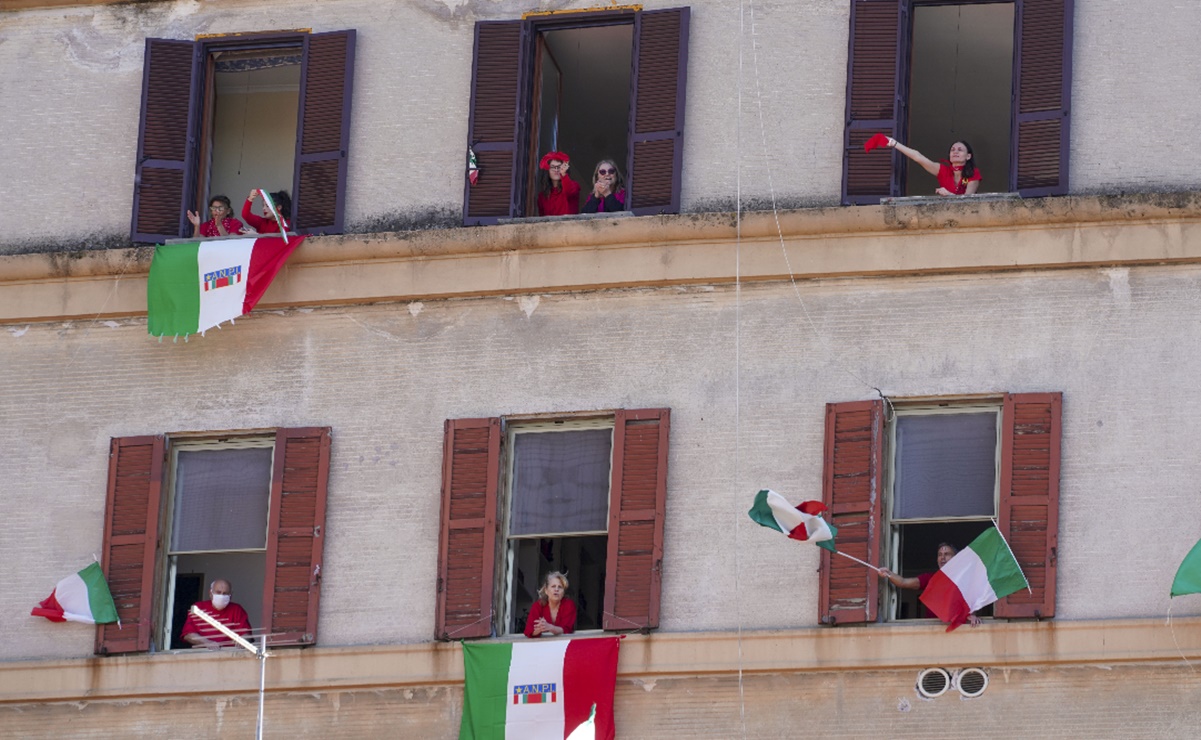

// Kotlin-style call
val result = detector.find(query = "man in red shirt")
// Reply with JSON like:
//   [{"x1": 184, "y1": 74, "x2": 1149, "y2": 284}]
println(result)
[{"x1": 181, "y1": 579, "x2": 252, "y2": 648}]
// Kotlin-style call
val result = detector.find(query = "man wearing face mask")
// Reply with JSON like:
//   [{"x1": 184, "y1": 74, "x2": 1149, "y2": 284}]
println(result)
[{"x1": 180, "y1": 579, "x2": 252, "y2": 649}]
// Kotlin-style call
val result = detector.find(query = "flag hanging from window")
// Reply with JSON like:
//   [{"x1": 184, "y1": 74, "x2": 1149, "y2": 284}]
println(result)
[
  {"x1": 31, "y1": 562, "x2": 119, "y2": 625},
  {"x1": 919, "y1": 527, "x2": 1029, "y2": 631},
  {"x1": 460, "y1": 636, "x2": 619, "y2": 740},
  {"x1": 747, "y1": 489, "x2": 838, "y2": 551},
  {"x1": 147, "y1": 235, "x2": 305, "y2": 339}
]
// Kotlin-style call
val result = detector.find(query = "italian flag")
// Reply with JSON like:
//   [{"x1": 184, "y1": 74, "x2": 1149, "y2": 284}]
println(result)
[
  {"x1": 31, "y1": 563, "x2": 119, "y2": 625},
  {"x1": 147, "y1": 235, "x2": 305, "y2": 338},
  {"x1": 460, "y1": 636, "x2": 619, "y2": 740},
  {"x1": 747, "y1": 490, "x2": 838, "y2": 551},
  {"x1": 919, "y1": 527, "x2": 1029, "y2": 631}
]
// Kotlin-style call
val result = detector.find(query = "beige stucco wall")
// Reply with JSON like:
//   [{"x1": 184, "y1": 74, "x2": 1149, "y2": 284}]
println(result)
[{"x1": 2, "y1": 0, "x2": 1200, "y2": 252}]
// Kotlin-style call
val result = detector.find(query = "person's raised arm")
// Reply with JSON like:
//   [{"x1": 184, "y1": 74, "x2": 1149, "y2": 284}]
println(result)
[
  {"x1": 241, "y1": 190, "x2": 270, "y2": 232},
  {"x1": 887, "y1": 139, "x2": 940, "y2": 177},
  {"x1": 187, "y1": 210, "x2": 202, "y2": 238},
  {"x1": 878, "y1": 567, "x2": 921, "y2": 590}
]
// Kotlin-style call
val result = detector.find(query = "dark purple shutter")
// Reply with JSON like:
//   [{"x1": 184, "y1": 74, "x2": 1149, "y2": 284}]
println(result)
[
  {"x1": 292, "y1": 30, "x2": 356, "y2": 235},
  {"x1": 818, "y1": 400, "x2": 884, "y2": 625},
  {"x1": 625, "y1": 8, "x2": 689, "y2": 216},
  {"x1": 131, "y1": 39, "x2": 199, "y2": 243},
  {"x1": 463, "y1": 21, "x2": 527, "y2": 226},
  {"x1": 841, "y1": 0, "x2": 905, "y2": 205},
  {"x1": 1011, "y1": 0, "x2": 1073, "y2": 196}
]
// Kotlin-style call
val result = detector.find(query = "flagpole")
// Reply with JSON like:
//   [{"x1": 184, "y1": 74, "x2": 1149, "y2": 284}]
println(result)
[
  {"x1": 991, "y1": 518, "x2": 1033, "y2": 594},
  {"x1": 834, "y1": 549, "x2": 883, "y2": 574}
]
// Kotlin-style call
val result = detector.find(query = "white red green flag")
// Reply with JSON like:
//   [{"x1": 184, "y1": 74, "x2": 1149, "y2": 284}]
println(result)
[
  {"x1": 747, "y1": 490, "x2": 838, "y2": 551},
  {"x1": 460, "y1": 636, "x2": 619, "y2": 740},
  {"x1": 147, "y1": 235, "x2": 305, "y2": 338},
  {"x1": 31, "y1": 562, "x2": 118, "y2": 625},
  {"x1": 919, "y1": 527, "x2": 1029, "y2": 631}
]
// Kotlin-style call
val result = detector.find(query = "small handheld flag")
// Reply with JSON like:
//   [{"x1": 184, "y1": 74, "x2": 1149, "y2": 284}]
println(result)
[
  {"x1": 257, "y1": 189, "x2": 289, "y2": 241},
  {"x1": 919, "y1": 527, "x2": 1029, "y2": 631},
  {"x1": 864, "y1": 133, "x2": 891, "y2": 152},
  {"x1": 1171, "y1": 537, "x2": 1201, "y2": 598},
  {"x1": 31, "y1": 562, "x2": 118, "y2": 625},
  {"x1": 747, "y1": 490, "x2": 837, "y2": 552},
  {"x1": 468, "y1": 147, "x2": 480, "y2": 186}
]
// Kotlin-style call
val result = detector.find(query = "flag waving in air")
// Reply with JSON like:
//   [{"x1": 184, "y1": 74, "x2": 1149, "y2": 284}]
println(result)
[
  {"x1": 147, "y1": 235, "x2": 306, "y2": 338},
  {"x1": 919, "y1": 527, "x2": 1029, "y2": 631},
  {"x1": 460, "y1": 636, "x2": 619, "y2": 740},
  {"x1": 31, "y1": 562, "x2": 118, "y2": 625},
  {"x1": 747, "y1": 489, "x2": 838, "y2": 551}
]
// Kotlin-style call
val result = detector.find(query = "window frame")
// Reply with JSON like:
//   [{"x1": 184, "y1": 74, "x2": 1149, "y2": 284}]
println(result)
[
  {"x1": 436, "y1": 409, "x2": 670, "y2": 641},
  {"x1": 461, "y1": 7, "x2": 690, "y2": 225},
  {"x1": 841, "y1": 0, "x2": 1073, "y2": 204},
  {"x1": 96, "y1": 427, "x2": 332, "y2": 655},
  {"x1": 130, "y1": 29, "x2": 356, "y2": 243}
]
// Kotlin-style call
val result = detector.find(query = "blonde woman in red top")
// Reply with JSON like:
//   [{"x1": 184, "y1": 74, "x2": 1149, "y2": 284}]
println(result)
[
  {"x1": 882, "y1": 138, "x2": 981, "y2": 196},
  {"x1": 524, "y1": 571, "x2": 577, "y2": 638}
]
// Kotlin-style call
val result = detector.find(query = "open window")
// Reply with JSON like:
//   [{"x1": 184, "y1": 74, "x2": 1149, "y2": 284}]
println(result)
[
  {"x1": 818, "y1": 394, "x2": 1060, "y2": 625},
  {"x1": 842, "y1": 0, "x2": 1072, "y2": 203},
  {"x1": 131, "y1": 30, "x2": 355, "y2": 243},
  {"x1": 95, "y1": 428, "x2": 331, "y2": 655},
  {"x1": 463, "y1": 8, "x2": 688, "y2": 224},
  {"x1": 435, "y1": 409, "x2": 669, "y2": 640}
]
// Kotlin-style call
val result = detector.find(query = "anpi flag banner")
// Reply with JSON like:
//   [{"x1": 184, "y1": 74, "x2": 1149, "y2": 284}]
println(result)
[
  {"x1": 919, "y1": 527, "x2": 1029, "y2": 631},
  {"x1": 747, "y1": 489, "x2": 838, "y2": 552},
  {"x1": 460, "y1": 636, "x2": 619, "y2": 740},
  {"x1": 147, "y1": 235, "x2": 305, "y2": 338},
  {"x1": 31, "y1": 562, "x2": 118, "y2": 624}
]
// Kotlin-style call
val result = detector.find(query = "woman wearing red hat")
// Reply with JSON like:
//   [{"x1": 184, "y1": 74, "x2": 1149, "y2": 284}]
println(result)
[
  {"x1": 876, "y1": 137, "x2": 980, "y2": 196},
  {"x1": 537, "y1": 151, "x2": 581, "y2": 216}
]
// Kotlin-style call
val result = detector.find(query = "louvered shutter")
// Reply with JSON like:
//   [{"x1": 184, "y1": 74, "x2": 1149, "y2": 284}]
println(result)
[
  {"x1": 1011, "y1": 0, "x2": 1072, "y2": 196},
  {"x1": 625, "y1": 8, "x2": 689, "y2": 216},
  {"x1": 131, "y1": 39, "x2": 198, "y2": 243},
  {"x1": 602, "y1": 408, "x2": 670, "y2": 631},
  {"x1": 994, "y1": 393, "x2": 1061, "y2": 619},
  {"x1": 96, "y1": 436, "x2": 164, "y2": 654},
  {"x1": 842, "y1": 0, "x2": 905, "y2": 205},
  {"x1": 436, "y1": 418, "x2": 502, "y2": 639},
  {"x1": 463, "y1": 21, "x2": 527, "y2": 225},
  {"x1": 292, "y1": 30, "x2": 356, "y2": 235},
  {"x1": 819, "y1": 400, "x2": 884, "y2": 625},
  {"x1": 263, "y1": 427, "x2": 332, "y2": 645}
]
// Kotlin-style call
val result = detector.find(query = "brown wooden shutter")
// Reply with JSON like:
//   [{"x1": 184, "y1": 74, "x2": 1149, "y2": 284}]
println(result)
[
  {"x1": 818, "y1": 400, "x2": 884, "y2": 625},
  {"x1": 131, "y1": 39, "x2": 198, "y2": 243},
  {"x1": 994, "y1": 392, "x2": 1061, "y2": 619},
  {"x1": 263, "y1": 427, "x2": 332, "y2": 645},
  {"x1": 1011, "y1": 0, "x2": 1072, "y2": 196},
  {"x1": 292, "y1": 30, "x2": 356, "y2": 235},
  {"x1": 95, "y1": 436, "x2": 164, "y2": 655},
  {"x1": 626, "y1": 8, "x2": 689, "y2": 216},
  {"x1": 841, "y1": 0, "x2": 904, "y2": 205},
  {"x1": 603, "y1": 408, "x2": 670, "y2": 631},
  {"x1": 463, "y1": 21, "x2": 527, "y2": 226},
  {"x1": 436, "y1": 418, "x2": 502, "y2": 639}
]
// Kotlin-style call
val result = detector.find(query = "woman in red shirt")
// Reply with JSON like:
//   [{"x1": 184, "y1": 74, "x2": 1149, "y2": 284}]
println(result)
[
  {"x1": 187, "y1": 195, "x2": 245, "y2": 238},
  {"x1": 243, "y1": 189, "x2": 292, "y2": 234},
  {"x1": 536, "y1": 151, "x2": 580, "y2": 216},
  {"x1": 882, "y1": 138, "x2": 981, "y2": 196},
  {"x1": 523, "y1": 571, "x2": 577, "y2": 638}
]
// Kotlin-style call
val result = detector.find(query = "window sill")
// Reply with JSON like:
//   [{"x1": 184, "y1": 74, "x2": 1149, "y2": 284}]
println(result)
[{"x1": 498, "y1": 211, "x2": 635, "y2": 225}]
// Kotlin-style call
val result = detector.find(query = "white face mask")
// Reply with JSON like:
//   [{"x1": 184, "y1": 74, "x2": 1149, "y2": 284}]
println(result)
[{"x1": 212, "y1": 593, "x2": 231, "y2": 610}]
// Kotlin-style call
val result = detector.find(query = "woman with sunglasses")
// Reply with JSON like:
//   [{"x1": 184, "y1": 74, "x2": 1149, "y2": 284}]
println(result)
[
  {"x1": 582, "y1": 159, "x2": 626, "y2": 214},
  {"x1": 537, "y1": 151, "x2": 580, "y2": 216}
]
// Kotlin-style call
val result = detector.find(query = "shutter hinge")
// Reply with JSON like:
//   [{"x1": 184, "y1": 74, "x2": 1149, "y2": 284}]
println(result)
[
  {"x1": 1050, "y1": 546, "x2": 1057, "y2": 565},
  {"x1": 312, "y1": 563, "x2": 321, "y2": 585},
  {"x1": 437, "y1": 577, "x2": 444, "y2": 594},
  {"x1": 314, "y1": 525, "x2": 322, "y2": 538}
]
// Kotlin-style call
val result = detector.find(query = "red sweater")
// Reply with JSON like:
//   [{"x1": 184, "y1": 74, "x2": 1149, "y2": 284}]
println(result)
[
  {"x1": 537, "y1": 175, "x2": 581, "y2": 216},
  {"x1": 523, "y1": 598, "x2": 577, "y2": 637},
  {"x1": 242, "y1": 199, "x2": 289, "y2": 234}
]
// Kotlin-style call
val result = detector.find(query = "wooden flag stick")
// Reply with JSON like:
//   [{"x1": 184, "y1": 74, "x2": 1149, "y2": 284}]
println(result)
[{"x1": 834, "y1": 550, "x2": 883, "y2": 574}]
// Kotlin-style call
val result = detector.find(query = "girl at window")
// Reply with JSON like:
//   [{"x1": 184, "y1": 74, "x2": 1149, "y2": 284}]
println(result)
[
  {"x1": 582, "y1": 159, "x2": 626, "y2": 214},
  {"x1": 881, "y1": 138, "x2": 981, "y2": 196},
  {"x1": 537, "y1": 151, "x2": 580, "y2": 216},
  {"x1": 524, "y1": 571, "x2": 577, "y2": 638},
  {"x1": 243, "y1": 189, "x2": 293, "y2": 233},
  {"x1": 187, "y1": 195, "x2": 245, "y2": 238}
]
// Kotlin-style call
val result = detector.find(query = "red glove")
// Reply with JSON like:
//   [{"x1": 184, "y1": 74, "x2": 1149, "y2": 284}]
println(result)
[{"x1": 864, "y1": 133, "x2": 891, "y2": 152}]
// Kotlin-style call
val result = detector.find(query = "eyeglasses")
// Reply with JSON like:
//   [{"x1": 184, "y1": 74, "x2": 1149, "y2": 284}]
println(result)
[
  {"x1": 548, "y1": 163, "x2": 566, "y2": 170},
  {"x1": 209, "y1": 204, "x2": 228, "y2": 210},
  {"x1": 597, "y1": 168, "x2": 616, "y2": 175}
]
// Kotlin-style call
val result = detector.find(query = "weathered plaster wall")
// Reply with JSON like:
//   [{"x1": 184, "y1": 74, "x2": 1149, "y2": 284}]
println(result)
[
  {"x1": 3, "y1": 0, "x2": 1199, "y2": 253},
  {"x1": 5, "y1": 263, "x2": 1201, "y2": 661}
]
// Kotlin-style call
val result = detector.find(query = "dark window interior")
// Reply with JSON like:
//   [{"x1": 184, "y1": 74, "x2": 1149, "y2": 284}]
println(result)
[
  {"x1": 509, "y1": 535, "x2": 608, "y2": 633},
  {"x1": 525, "y1": 24, "x2": 633, "y2": 216},
  {"x1": 906, "y1": 2, "x2": 1014, "y2": 195}
]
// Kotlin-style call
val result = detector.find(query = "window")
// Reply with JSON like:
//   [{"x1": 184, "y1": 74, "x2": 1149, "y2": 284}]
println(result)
[
  {"x1": 95, "y1": 428, "x2": 331, "y2": 655},
  {"x1": 818, "y1": 394, "x2": 1060, "y2": 625},
  {"x1": 131, "y1": 30, "x2": 355, "y2": 243},
  {"x1": 435, "y1": 409, "x2": 669, "y2": 640},
  {"x1": 841, "y1": 0, "x2": 1072, "y2": 204},
  {"x1": 462, "y1": 8, "x2": 689, "y2": 225}
]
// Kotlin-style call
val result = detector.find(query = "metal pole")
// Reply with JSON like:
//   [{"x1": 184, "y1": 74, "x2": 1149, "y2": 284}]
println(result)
[{"x1": 257, "y1": 635, "x2": 266, "y2": 740}]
